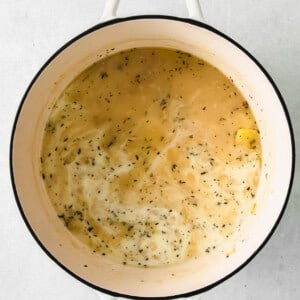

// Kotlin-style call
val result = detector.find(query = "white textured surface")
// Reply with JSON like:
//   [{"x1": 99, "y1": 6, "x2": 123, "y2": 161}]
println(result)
[{"x1": 0, "y1": 0, "x2": 299, "y2": 299}]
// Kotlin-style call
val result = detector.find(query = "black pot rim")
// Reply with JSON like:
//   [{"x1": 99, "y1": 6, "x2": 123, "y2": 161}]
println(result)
[{"x1": 10, "y1": 15, "x2": 296, "y2": 300}]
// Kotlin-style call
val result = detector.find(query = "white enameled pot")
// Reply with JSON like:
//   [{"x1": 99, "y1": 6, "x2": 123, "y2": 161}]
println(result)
[{"x1": 10, "y1": 0, "x2": 295, "y2": 299}]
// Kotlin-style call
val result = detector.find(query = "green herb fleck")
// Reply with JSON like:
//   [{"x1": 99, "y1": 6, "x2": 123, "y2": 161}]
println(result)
[{"x1": 101, "y1": 72, "x2": 108, "y2": 79}]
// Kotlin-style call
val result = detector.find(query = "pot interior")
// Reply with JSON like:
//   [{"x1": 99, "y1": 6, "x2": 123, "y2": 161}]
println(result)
[{"x1": 12, "y1": 17, "x2": 293, "y2": 298}]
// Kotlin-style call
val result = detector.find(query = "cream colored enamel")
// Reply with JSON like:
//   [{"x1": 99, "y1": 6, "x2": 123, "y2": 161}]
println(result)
[{"x1": 12, "y1": 19, "x2": 293, "y2": 297}]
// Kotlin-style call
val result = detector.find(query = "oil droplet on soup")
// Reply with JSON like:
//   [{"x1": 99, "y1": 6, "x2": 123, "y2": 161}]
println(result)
[{"x1": 41, "y1": 48, "x2": 261, "y2": 267}]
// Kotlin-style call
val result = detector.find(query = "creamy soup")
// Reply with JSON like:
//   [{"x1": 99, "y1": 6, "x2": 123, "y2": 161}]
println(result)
[{"x1": 41, "y1": 48, "x2": 261, "y2": 267}]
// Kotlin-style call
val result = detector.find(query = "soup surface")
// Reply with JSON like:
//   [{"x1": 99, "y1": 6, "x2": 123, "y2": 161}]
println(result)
[{"x1": 41, "y1": 48, "x2": 261, "y2": 267}]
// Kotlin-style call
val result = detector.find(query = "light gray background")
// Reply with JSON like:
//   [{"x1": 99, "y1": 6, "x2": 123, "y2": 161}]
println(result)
[{"x1": 0, "y1": 0, "x2": 299, "y2": 299}]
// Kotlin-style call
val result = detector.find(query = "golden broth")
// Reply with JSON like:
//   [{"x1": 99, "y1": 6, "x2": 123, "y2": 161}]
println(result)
[{"x1": 41, "y1": 48, "x2": 261, "y2": 267}]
